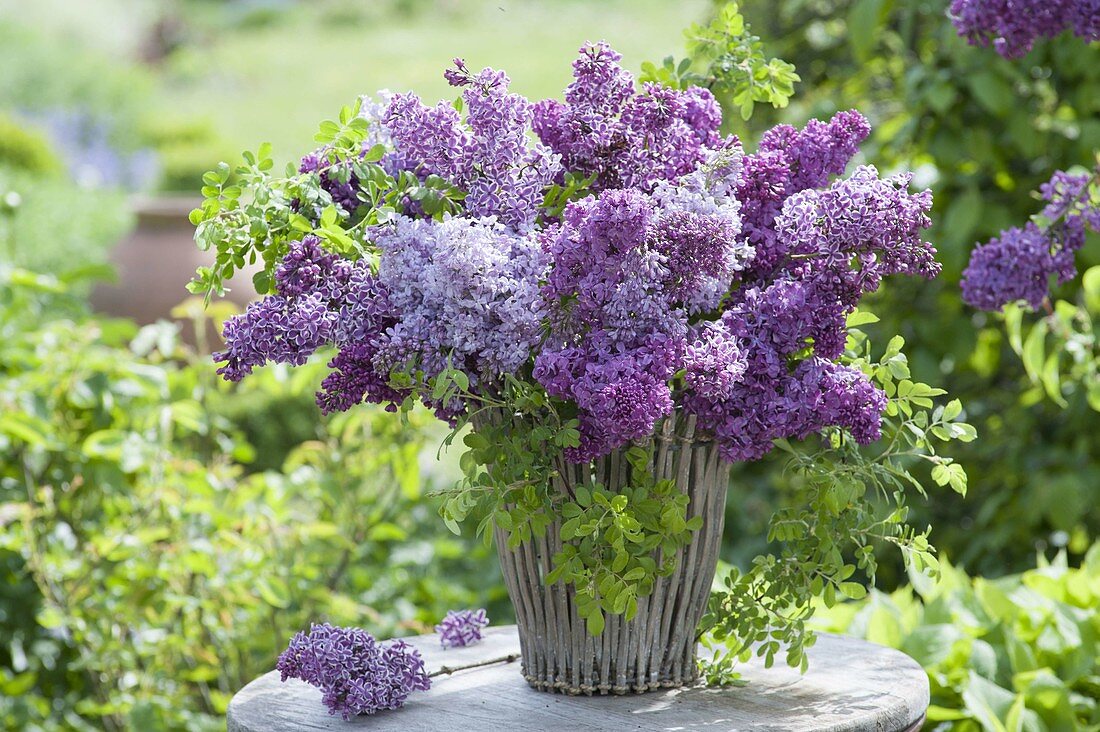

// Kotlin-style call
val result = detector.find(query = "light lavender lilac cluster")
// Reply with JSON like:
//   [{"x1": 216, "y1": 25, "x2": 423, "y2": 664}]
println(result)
[
  {"x1": 277, "y1": 623, "x2": 431, "y2": 719},
  {"x1": 435, "y1": 608, "x2": 490, "y2": 648},
  {"x1": 215, "y1": 44, "x2": 942, "y2": 463},
  {"x1": 949, "y1": 0, "x2": 1100, "y2": 58},
  {"x1": 962, "y1": 170, "x2": 1100, "y2": 311},
  {"x1": 386, "y1": 61, "x2": 559, "y2": 231}
]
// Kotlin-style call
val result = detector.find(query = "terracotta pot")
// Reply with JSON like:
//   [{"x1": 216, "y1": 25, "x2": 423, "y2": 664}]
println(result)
[{"x1": 90, "y1": 196, "x2": 258, "y2": 340}]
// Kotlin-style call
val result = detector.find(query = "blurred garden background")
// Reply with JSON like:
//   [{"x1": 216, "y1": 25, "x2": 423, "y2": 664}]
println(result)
[{"x1": 0, "y1": 0, "x2": 1097, "y2": 729}]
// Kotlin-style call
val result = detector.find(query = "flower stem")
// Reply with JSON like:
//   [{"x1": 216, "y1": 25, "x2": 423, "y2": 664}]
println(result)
[{"x1": 428, "y1": 653, "x2": 520, "y2": 678}]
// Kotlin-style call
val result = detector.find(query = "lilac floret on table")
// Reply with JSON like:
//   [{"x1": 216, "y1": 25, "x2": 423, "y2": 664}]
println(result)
[
  {"x1": 435, "y1": 609, "x2": 490, "y2": 649},
  {"x1": 276, "y1": 623, "x2": 431, "y2": 720}
]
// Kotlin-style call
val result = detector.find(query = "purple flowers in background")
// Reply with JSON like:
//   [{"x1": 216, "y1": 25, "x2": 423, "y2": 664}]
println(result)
[
  {"x1": 962, "y1": 169, "x2": 1099, "y2": 311},
  {"x1": 435, "y1": 609, "x2": 490, "y2": 648},
  {"x1": 215, "y1": 43, "x2": 943, "y2": 465},
  {"x1": 277, "y1": 623, "x2": 431, "y2": 720},
  {"x1": 949, "y1": 0, "x2": 1100, "y2": 58},
  {"x1": 31, "y1": 109, "x2": 159, "y2": 190}
]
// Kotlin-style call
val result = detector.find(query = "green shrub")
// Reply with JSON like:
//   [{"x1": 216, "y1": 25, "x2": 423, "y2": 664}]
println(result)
[
  {"x1": 0, "y1": 167, "x2": 132, "y2": 283},
  {"x1": 0, "y1": 268, "x2": 502, "y2": 731},
  {"x1": 813, "y1": 548, "x2": 1100, "y2": 730},
  {"x1": 0, "y1": 22, "x2": 150, "y2": 146},
  {"x1": 707, "y1": 0, "x2": 1100, "y2": 578},
  {"x1": 0, "y1": 115, "x2": 62, "y2": 176},
  {"x1": 137, "y1": 117, "x2": 237, "y2": 193}
]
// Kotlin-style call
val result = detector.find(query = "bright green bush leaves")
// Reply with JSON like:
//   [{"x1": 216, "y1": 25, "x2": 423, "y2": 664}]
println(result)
[
  {"x1": 0, "y1": 268, "x2": 500, "y2": 731},
  {"x1": 814, "y1": 546, "x2": 1100, "y2": 730}
]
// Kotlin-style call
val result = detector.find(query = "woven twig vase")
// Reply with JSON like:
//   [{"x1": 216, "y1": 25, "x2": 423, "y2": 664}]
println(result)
[{"x1": 487, "y1": 409, "x2": 730, "y2": 695}]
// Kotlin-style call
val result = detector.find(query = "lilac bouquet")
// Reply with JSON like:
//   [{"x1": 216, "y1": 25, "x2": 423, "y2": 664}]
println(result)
[
  {"x1": 193, "y1": 42, "x2": 963, "y2": 673},
  {"x1": 204, "y1": 44, "x2": 939, "y2": 464}
]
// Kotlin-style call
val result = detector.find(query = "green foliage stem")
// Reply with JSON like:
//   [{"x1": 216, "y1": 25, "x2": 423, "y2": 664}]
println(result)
[
  {"x1": 700, "y1": 317, "x2": 976, "y2": 676},
  {"x1": 640, "y1": 2, "x2": 800, "y2": 121}
]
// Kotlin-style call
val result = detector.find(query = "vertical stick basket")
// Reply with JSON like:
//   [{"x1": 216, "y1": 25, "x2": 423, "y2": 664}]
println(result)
[{"x1": 484, "y1": 409, "x2": 730, "y2": 695}]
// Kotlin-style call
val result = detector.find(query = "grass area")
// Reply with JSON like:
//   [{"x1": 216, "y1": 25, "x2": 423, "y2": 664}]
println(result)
[
  {"x1": 157, "y1": 0, "x2": 711, "y2": 166},
  {"x1": 0, "y1": 0, "x2": 711, "y2": 186}
]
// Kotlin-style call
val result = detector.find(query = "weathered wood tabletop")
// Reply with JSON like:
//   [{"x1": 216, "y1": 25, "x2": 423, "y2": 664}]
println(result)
[{"x1": 227, "y1": 625, "x2": 928, "y2": 731}]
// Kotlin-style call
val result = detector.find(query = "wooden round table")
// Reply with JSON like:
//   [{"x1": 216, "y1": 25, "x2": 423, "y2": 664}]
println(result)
[{"x1": 227, "y1": 625, "x2": 928, "y2": 731}]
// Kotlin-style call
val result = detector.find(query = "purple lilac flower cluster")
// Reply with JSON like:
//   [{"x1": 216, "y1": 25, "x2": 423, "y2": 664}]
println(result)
[
  {"x1": 962, "y1": 170, "x2": 1099, "y2": 311},
  {"x1": 435, "y1": 608, "x2": 490, "y2": 648},
  {"x1": 534, "y1": 146, "x2": 753, "y2": 461},
  {"x1": 949, "y1": 0, "x2": 1100, "y2": 58},
  {"x1": 736, "y1": 110, "x2": 871, "y2": 280},
  {"x1": 385, "y1": 60, "x2": 559, "y2": 231},
  {"x1": 277, "y1": 623, "x2": 431, "y2": 720},
  {"x1": 532, "y1": 42, "x2": 723, "y2": 193},
  {"x1": 680, "y1": 165, "x2": 936, "y2": 461},
  {"x1": 215, "y1": 44, "x2": 942, "y2": 464},
  {"x1": 216, "y1": 61, "x2": 558, "y2": 420}
]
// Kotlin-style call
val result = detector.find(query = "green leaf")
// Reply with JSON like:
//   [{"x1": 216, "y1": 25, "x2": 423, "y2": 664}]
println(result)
[
  {"x1": 256, "y1": 576, "x2": 291, "y2": 608},
  {"x1": 968, "y1": 70, "x2": 1015, "y2": 116},
  {"x1": 1003, "y1": 304, "x2": 1024, "y2": 353},
  {"x1": 847, "y1": 0, "x2": 884, "y2": 62},
  {"x1": 586, "y1": 609, "x2": 605, "y2": 636},
  {"x1": 0, "y1": 413, "x2": 52, "y2": 446},
  {"x1": 0, "y1": 671, "x2": 37, "y2": 696},
  {"x1": 37, "y1": 606, "x2": 65, "y2": 629},
  {"x1": 846, "y1": 310, "x2": 880, "y2": 328},
  {"x1": 961, "y1": 673, "x2": 1014, "y2": 732},
  {"x1": 252, "y1": 270, "x2": 272, "y2": 294},
  {"x1": 839, "y1": 582, "x2": 868, "y2": 600},
  {"x1": 1083, "y1": 265, "x2": 1100, "y2": 311},
  {"x1": 575, "y1": 485, "x2": 592, "y2": 508},
  {"x1": 366, "y1": 523, "x2": 407, "y2": 542},
  {"x1": 1021, "y1": 320, "x2": 1047, "y2": 382},
  {"x1": 363, "y1": 143, "x2": 387, "y2": 163},
  {"x1": 946, "y1": 188, "x2": 985, "y2": 245},
  {"x1": 1040, "y1": 351, "x2": 1066, "y2": 407}
]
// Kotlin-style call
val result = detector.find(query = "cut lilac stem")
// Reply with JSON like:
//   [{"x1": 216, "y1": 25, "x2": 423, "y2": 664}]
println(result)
[{"x1": 428, "y1": 653, "x2": 521, "y2": 678}]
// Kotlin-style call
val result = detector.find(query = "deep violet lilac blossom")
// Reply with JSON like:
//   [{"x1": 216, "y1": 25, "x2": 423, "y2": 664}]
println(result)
[
  {"x1": 277, "y1": 623, "x2": 431, "y2": 720},
  {"x1": 532, "y1": 42, "x2": 722, "y2": 193},
  {"x1": 949, "y1": 0, "x2": 1100, "y2": 58},
  {"x1": 962, "y1": 169, "x2": 1099, "y2": 311}
]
